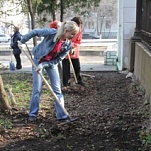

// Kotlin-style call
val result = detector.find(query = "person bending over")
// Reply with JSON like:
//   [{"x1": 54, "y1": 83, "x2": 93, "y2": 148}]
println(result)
[{"x1": 18, "y1": 21, "x2": 79, "y2": 122}]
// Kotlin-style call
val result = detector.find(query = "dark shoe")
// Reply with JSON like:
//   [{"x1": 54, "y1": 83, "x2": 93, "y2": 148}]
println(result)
[
  {"x1": 78, "y1": 82, "x2": 84, "y2": 86},
  {"x1": 62, "y1": 86, "x2": 70, "y2": 91},
  {"x1": 28, "y1": 116, "x2": 36, "y2": 122},
  {"x1": 63, "y1": 83, "x2": 70, "y2": 87}
]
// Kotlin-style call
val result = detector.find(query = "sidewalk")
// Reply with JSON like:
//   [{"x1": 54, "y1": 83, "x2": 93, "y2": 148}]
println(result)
[{"x1": 0, "y1": 54, "x2": 117, "y2": 73}]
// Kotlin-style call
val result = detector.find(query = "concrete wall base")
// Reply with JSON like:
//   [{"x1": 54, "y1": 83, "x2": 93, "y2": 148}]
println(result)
[{"x1": 134, "y1": 42, "x2": 151, "y2": 99}]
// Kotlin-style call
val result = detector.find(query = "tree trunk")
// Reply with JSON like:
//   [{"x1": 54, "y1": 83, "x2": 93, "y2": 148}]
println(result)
[
  {"x1": 52, "y1": 0, "x2": 56, "y2": 21},
  {"x1": 52, "y1": 12, "x2": 56, "y2": 21},
  {"x1": 60, "y1": 0, "x2": 64, "y2": 22},
  {"x1": 27, "y1": 0, "x2": 37, "y2": 46},
  {"x1": 0, "y1": 75, "x2": 12, "y2": 112}
]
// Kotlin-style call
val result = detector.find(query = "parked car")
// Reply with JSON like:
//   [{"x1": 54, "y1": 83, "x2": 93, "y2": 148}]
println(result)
[
  {"x1": 82, "y1": 33, "x2": 100, "y2": 39},
  {"x1": 0, "y1": 34, "x2": 11, "y2": 43}
]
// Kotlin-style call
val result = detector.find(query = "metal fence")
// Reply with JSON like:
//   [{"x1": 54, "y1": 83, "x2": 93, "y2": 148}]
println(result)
[{"x1": 141, "y1": 0, "x2": 151, "y2": 47}]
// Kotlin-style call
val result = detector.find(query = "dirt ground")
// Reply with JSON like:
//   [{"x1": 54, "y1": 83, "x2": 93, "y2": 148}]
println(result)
[{"x1": 0, "y1": 71, "x2": 150, "y2": 151}]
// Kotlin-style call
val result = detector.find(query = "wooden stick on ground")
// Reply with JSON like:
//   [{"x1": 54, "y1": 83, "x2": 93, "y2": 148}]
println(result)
[
  {"x1": 71, "y1": 72, "x2": 95, "y2": 78},
  {"x1": 80, "y1": 73, "x2": 95, "y2": 78},
  {"x1": 7, "y1": 87, "x2": 16, "y2": 105}
]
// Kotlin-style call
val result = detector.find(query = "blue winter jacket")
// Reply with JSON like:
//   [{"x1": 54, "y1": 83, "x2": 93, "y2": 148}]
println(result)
[
  {"x1": 20, "y1": 28, "x2": 72, "y2": 64},
  {"x1": 10, "y1": 31, "x2": 22, "y2": 54}
]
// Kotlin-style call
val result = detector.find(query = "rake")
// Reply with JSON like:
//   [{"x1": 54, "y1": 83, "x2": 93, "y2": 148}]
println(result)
[
  {"x1": 21, "y1": 43, "x2": 79, "y2": 126},
  {"x1": 67, "y1": 53, "x2": 78, "y2": 84}
]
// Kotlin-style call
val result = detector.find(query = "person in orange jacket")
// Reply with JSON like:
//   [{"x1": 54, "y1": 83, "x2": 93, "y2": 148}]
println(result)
[
  {"x1": 62, "y1": 17, "x2": 83, "y2": 87},
  {"x1": 49, "y1": 20, "x2": 62, "y2": 29}
]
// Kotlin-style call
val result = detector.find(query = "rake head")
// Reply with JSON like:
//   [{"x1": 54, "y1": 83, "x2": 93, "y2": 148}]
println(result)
[{"x1": 57, "y1": 117, "x2": 79, "y2": 127}]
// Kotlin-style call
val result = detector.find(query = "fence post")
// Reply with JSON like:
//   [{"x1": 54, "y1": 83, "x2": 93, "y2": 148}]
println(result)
[{"x1": 129, "y1": 0, "x2": 142, "y2": 71}]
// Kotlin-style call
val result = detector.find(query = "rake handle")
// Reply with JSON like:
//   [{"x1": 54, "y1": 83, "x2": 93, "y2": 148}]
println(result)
[
  {"x1": 67, "y1": 53, "x2": 78, "y2": 83},
  {"x1": 22, "y1": 45, "x2": 70, "y2": 118}
]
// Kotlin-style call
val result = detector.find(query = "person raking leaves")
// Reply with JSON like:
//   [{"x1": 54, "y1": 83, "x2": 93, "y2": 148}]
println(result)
[{"x1": 18, "y1": 21, "x2": 79, "y2": 122}]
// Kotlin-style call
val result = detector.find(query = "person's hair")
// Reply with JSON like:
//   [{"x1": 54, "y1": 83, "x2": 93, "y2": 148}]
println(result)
[
  {"x1": 53, "y1": 21, "x2": 79, "y2": 42},
  {"x1": 14, "y1": 26, "x2": 19, "y2": 32},
  {"x1": 71, "y1": 17, "x2": 83, "y2": 27}
]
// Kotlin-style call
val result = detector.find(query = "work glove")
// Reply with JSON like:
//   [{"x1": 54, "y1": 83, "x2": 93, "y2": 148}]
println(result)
[
  {"x1": 17, "y1": 40, "x2": 26, "y2": 50},
  {"x1": 36, "y1": 61, "x2": 52, "y2": 72},
  {"x1": 69, "y1": 48, "x2": 76, "y2": 55}
]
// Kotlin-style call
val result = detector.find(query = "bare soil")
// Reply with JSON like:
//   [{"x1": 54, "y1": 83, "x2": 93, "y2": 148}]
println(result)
[{"x1": 0, "y1": 71, "x2": 150, "y2": 151}]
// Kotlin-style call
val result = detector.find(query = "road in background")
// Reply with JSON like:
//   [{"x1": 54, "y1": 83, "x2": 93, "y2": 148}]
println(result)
[{"x1": 0, "y1": 40, "x2": 117, "y2": 72}]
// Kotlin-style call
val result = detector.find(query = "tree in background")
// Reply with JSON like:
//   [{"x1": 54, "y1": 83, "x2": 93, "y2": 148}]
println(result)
[
  {"x1": 96, "y1": 0, "x2": 117, "y2": 38},
  {"x1": 36, "y1": 0, "x2": 100, "y2": 23},
  {"x1": 0, "y1": 0, "x2": 116, "y2": 40},
  {"x1": 25, "y1": 0, "x2": 43, "y2": 46},
  {"x1": 0, "y1": 0, "x2": 101, "y2": 32},
  {"x1": 67, "y1": 0, "x2": 117, "y2": 38},
  {"x1": 37, "y1": 0, "x2": 59, "y2": 25},
  {"x1": 0, "y1": 76, "x2": 12, "y2": 113}
]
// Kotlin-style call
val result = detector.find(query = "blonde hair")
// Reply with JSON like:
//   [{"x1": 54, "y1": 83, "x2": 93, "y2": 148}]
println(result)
[{"x1": 53, "y1": 21, "x2": 79, "y2": 42}]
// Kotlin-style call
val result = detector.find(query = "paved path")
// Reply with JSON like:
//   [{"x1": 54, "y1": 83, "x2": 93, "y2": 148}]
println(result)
[{"x1": 0, "y1": 54, "x2": 117, "y2": 73}]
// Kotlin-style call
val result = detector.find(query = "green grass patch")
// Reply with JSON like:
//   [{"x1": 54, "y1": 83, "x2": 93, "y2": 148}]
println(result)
[
  {"x1": 0, "y1": 118, "x2": 13, "y2": 129},
  {"x1": 1, "y1": 73, "x2": 53, "y2": 109}
]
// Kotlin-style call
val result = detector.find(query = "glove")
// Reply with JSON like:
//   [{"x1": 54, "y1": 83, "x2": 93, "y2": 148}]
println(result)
[
  {"x1": 17, "y1": 41, "x2": 26, "y2": 50},
  {"x1": 36, "y1": 61, "x2": 52, "y2": 72},
  {"x1": 69, "y1": 48, "x2": 76, "y2": 55}
]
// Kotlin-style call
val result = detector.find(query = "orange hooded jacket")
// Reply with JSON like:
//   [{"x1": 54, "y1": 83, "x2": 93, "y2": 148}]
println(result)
[{"x1": 65, "y1": 28, "x2": 82, "y2": 59}]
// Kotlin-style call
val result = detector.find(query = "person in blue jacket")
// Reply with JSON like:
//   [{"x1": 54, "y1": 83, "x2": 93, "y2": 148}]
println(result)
[
  {"x1": 18, "y1": 21, "x2": 79, "y2": 122},
  {"x1": 10, "y1": 26, "x2": 22, "y2": 69}
]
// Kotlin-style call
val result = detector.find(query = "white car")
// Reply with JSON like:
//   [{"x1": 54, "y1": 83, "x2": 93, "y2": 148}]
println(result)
[{"x1": 0, "y1": 34, "x2": 11, "y2": 43}]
